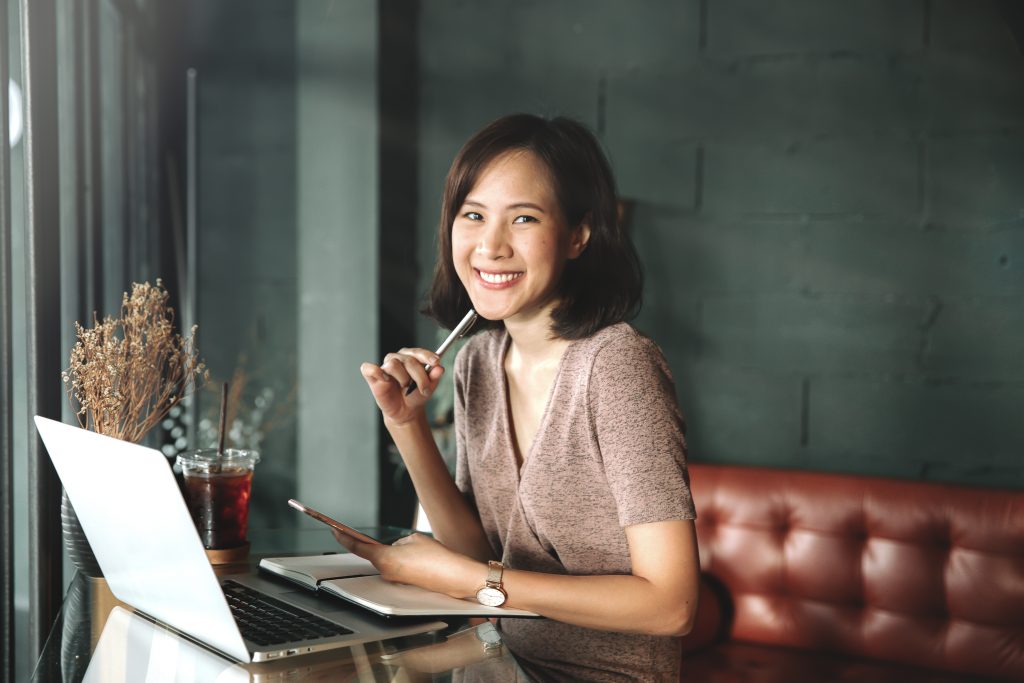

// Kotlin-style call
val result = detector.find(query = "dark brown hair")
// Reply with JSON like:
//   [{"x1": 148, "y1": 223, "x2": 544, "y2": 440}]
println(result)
[{"x1": 424, "y1": 114, "x2": 643, "y2": 340}]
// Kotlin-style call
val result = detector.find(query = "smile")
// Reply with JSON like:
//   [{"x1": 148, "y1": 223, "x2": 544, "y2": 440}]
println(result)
[{"x1": 476, "y1": 269, "x2": 524, "y2": 286}]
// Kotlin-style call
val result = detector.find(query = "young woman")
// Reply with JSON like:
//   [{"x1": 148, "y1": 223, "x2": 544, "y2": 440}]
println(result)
[{"x1": 337, "y1": 114, "x2": 699, "y2": 681}]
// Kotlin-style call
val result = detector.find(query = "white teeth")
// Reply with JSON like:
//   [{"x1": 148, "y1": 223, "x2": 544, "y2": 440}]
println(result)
[{"x1": 479, "y1": 270, "x2": 523, "y2": 284}]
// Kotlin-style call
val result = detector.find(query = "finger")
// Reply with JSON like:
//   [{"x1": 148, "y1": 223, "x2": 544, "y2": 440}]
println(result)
[
  {"x1": 397, "y1": 348, "x2": 442, "y2": 369},
  {"x1": 334, "y1": 530, "x2": 385, "y2": 560},
  {"x1": 360, "y1": 364, "x2": 407, "y2": 407},
  {"x1": 427, "y1": 364, "x2": 445, "y2": 387},
  {"x1": 332, "y1": 529, "x2": 356, "y2": 551},
  {"x1": 405, "y1": 365, "x2": 446, "y2": 398},
  {"x1": 396, "y1": 532, "x2": 431, "y2": 546},
  {"x1": 409, "y1": 357, "x2": 448, "y2": 395},
  {"x1": 380, "y1": 354, "x2": 413, "y2": 389},
  {"x1": 360, "y1": 362, "x2": 394, "y2": 386},
  {"x1": 397, "y1": 355, "x2": 434, "y2": 396}
]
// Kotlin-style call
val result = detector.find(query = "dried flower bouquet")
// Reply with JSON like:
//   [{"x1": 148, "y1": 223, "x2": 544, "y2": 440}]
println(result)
[{"x1": 62, "y1": 280, "x2": 208, "y2": 443}]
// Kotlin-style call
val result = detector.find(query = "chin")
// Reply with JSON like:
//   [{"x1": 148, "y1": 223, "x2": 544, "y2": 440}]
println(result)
[
  {"x1": 463, "y1": 293, "x2": 509, "y2": 321},
  {"x1": 468, "y1": 305, "x2": 509, "y2": 323}
]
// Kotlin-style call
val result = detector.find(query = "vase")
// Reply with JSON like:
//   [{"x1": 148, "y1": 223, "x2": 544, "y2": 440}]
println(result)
[
  {"x1": 60, "y1": 490, "x2": 104, "y2": 578},
  {"x1": 60, "y1": 573, "x2": 91, "y2": 682}
]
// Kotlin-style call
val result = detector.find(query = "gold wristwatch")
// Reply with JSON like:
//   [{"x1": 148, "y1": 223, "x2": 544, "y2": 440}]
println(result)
[
  {"x1": 475, "y1": 560, "x2": 507, "y2": 607},
  {"x1": 475, "y1": 622, "x2": 504, "y2": 655}
]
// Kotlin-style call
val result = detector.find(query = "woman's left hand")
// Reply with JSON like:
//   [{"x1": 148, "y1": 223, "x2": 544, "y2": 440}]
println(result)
[{"x1": 332, "y1": 531, "x2": 484, "y2": 599}]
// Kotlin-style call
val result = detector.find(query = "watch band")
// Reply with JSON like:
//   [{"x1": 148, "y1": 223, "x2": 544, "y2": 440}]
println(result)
[
  {"x1": 485, "y1": 560, "x2": 504, "y2": 588},
  {"x1": 475, "y1": 560, "x2": 507, "y2": 606}
]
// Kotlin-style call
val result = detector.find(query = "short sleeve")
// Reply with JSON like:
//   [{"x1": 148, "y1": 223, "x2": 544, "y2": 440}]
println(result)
[{"x1": 589, "y1": 333, "x2": 696, "y2": 527}]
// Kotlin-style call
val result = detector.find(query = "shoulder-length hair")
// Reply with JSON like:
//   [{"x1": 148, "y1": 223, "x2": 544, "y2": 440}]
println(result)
[{"x1": 424, "y1": 114, "x2": 643, "y2": 340}]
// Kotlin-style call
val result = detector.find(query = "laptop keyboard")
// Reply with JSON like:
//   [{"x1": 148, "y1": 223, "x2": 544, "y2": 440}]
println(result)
[{"x1": 222, "y1": 580, "x2": 354, "y2": 647}]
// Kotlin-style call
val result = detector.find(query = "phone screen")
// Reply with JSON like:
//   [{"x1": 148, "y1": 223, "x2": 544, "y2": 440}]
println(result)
[{"x1": 287, "y1": 499, "x2": 383, "y2": 545}]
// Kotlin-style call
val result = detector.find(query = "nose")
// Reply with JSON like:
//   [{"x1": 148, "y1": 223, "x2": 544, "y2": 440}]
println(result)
[{"x1": 475, "y1": 221, "x2": 512, "y2": 259}]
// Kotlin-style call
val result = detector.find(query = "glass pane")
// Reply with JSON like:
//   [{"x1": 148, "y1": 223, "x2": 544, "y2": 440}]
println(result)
[
  {"x1": 191, "y1": 1, "x2": 304, "y2": 531},
  {"x1": 99, "y1": 0, "x2": 124, "y2": 317},
  {"x1": 11, "y1": 0, "x2": 178, "y2": 674},
  {"x1": 56, "y1": 0, "x2": 81, "y2": 362},
  {"x1": 7, "y1": 0, "x2": 29, "y2": 679},
  {"x1": 131, "y1": 55, "x2": 158, "y2": 282}
]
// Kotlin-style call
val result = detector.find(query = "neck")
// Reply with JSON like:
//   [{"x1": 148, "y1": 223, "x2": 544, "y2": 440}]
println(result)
[{"x1": 503, "y1": 303, "x2": 569, "y2": 366}]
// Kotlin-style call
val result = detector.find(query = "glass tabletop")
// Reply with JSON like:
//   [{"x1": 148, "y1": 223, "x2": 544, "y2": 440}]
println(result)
[{"x1": 31, "y1": 528, "x2": 532, "y2": 682}]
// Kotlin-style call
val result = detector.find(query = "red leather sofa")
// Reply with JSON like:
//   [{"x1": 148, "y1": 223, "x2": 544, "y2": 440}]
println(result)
[{"x1": 680, "y1": 463, "x2": 1024, "y2": 682}]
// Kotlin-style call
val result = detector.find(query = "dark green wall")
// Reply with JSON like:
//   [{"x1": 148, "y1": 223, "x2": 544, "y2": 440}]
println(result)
[{"x1": 417, "y1": 0, "x2": 1024, "y2": 488}]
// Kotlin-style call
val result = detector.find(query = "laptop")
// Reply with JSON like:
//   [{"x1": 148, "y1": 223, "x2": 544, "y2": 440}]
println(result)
[{"x1": 35, "y1": 416, "x2": 446, "y2": 664}]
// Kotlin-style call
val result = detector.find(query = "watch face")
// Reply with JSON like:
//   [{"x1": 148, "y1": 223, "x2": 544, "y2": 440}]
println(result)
[
  {"x1": 476, "y1": 586, "x2": 506, "y2": 607},
  {"x1": 476, "y1": 623, "x2": 503, "y2": 646}
]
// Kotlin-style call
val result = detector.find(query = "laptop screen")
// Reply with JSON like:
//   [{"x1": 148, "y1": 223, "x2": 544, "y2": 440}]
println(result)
[{"x1": 35, "y1": 416, "x2": 250, "y2": 662}]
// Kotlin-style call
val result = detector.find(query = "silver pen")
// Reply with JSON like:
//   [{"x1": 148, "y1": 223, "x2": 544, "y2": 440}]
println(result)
[{"x1": 405, "y1": 309, "x2": 478, "y2": 395}]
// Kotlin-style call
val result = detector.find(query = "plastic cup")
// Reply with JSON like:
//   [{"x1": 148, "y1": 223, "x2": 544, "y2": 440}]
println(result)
[{"x1": 176, "y1": 449, "x2": 260, "y2": 549}]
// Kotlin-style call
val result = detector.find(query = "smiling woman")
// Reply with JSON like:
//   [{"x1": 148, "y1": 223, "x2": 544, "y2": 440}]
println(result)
[
  {"x1": 429, "y1": 114, "x2": 643, "y2": 343},
  {"x1": 345, "y1": 114, "x2": 699, "y2": 682},
  {"x1": 451, "y1": 149, "x2": 589, "y2": 327}
]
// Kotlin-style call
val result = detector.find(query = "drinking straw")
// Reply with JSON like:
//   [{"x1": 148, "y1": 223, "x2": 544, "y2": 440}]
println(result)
[{"x1": 217, "y1": 382, "x2": 228, "y2": 456}]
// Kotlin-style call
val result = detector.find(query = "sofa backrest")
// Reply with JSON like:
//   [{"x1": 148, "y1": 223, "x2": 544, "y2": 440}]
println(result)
[{"x1": 689, "y1": 463, "x2": 1024, "y2": 681}]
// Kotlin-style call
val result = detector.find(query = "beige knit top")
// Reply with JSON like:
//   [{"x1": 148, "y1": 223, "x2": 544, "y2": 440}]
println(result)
[{"x1": 453, "y1": 323, "x2": 696, "y2": 682}]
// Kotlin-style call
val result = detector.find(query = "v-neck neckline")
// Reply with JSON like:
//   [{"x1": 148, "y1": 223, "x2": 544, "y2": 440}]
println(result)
[{"x1": 498, "y1": 330, "x2": 573, "y2": 484}]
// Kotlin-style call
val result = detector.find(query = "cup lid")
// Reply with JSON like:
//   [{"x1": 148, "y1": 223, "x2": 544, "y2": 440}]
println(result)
[{"x1": 176, "y1": 448, "x2": 260, "y2": 472}]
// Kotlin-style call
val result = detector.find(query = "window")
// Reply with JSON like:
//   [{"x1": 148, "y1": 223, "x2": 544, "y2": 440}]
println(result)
[{"x1": 2, "y1": 0, "x2": 162, "y2": 676}]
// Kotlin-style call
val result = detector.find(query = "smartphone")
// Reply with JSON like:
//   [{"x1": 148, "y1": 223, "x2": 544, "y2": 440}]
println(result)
[{"x1": 287, "y1": 499, "x2": 383, "y2": 545}]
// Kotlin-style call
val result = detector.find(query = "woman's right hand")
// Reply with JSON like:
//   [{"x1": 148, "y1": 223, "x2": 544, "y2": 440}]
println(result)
[{"x1": 360, "y1": 347, "x2": 445, "y2": 427}]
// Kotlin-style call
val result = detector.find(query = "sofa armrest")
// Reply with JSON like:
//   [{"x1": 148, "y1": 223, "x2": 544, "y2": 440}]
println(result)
[{"x1": 680, "y1": 573, "x2": 733, "y2": 656}]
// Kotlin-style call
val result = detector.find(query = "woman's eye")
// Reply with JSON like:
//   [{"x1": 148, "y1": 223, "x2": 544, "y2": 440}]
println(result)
[
  {"x1": 462, "y1": 211, "x2": 483, "y2": 221},
  {"x1": 512, "y1": 215, "x2": 538, "y2": 224}
]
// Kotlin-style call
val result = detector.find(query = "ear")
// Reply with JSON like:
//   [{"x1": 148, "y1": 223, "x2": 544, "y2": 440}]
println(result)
[{"x1": 568, "y1": 214, "x2": 592, "y2": 260}]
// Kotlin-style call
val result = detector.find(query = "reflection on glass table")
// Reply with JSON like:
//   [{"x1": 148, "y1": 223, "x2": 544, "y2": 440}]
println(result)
[
  {"x1": 31, "y1": 528, "x2": 532, "y2": 682},
  {"x1": 74, "y1": 606, "x2": 526, "y2": 682}
]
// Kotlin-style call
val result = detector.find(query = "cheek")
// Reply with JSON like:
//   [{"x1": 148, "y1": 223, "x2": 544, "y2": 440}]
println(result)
[
  {"x1": 528, "y1": 237, "x2": 565, "y2": 271},
  {"x1": 451, "y1": 236, "x2": 475, "y2": 282},
  {"x1": 450, "y1": 234, "x2": 471, "y2": 264},
  {"x1": 451, "y1": 227, "x2": 473, "y2": 253}
]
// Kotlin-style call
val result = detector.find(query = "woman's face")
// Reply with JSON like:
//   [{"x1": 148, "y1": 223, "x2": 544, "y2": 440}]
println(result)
[{"x1": 451, "y1": 150, "x2": 589, "y2": 328}]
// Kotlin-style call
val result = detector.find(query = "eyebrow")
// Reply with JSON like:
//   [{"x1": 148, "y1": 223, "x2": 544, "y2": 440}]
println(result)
[{"x1": 463, "y1": 199, "x2": 547, "y2": 214}]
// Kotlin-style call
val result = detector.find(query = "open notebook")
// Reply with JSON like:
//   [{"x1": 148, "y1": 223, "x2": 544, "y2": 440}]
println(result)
[{"x1": 260, "y1": 554, "x2": 539, "y2": 618}]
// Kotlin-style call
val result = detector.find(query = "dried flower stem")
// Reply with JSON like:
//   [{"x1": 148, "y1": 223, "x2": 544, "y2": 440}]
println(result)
[{"x1": 62, "y1": 280, "x2": 209, "y2": 443}]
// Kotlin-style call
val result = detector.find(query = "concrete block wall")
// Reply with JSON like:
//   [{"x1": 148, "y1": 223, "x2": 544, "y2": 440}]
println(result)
[{"x1": 417, "y1": 0, "x2": 1024, "y2": 488}]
